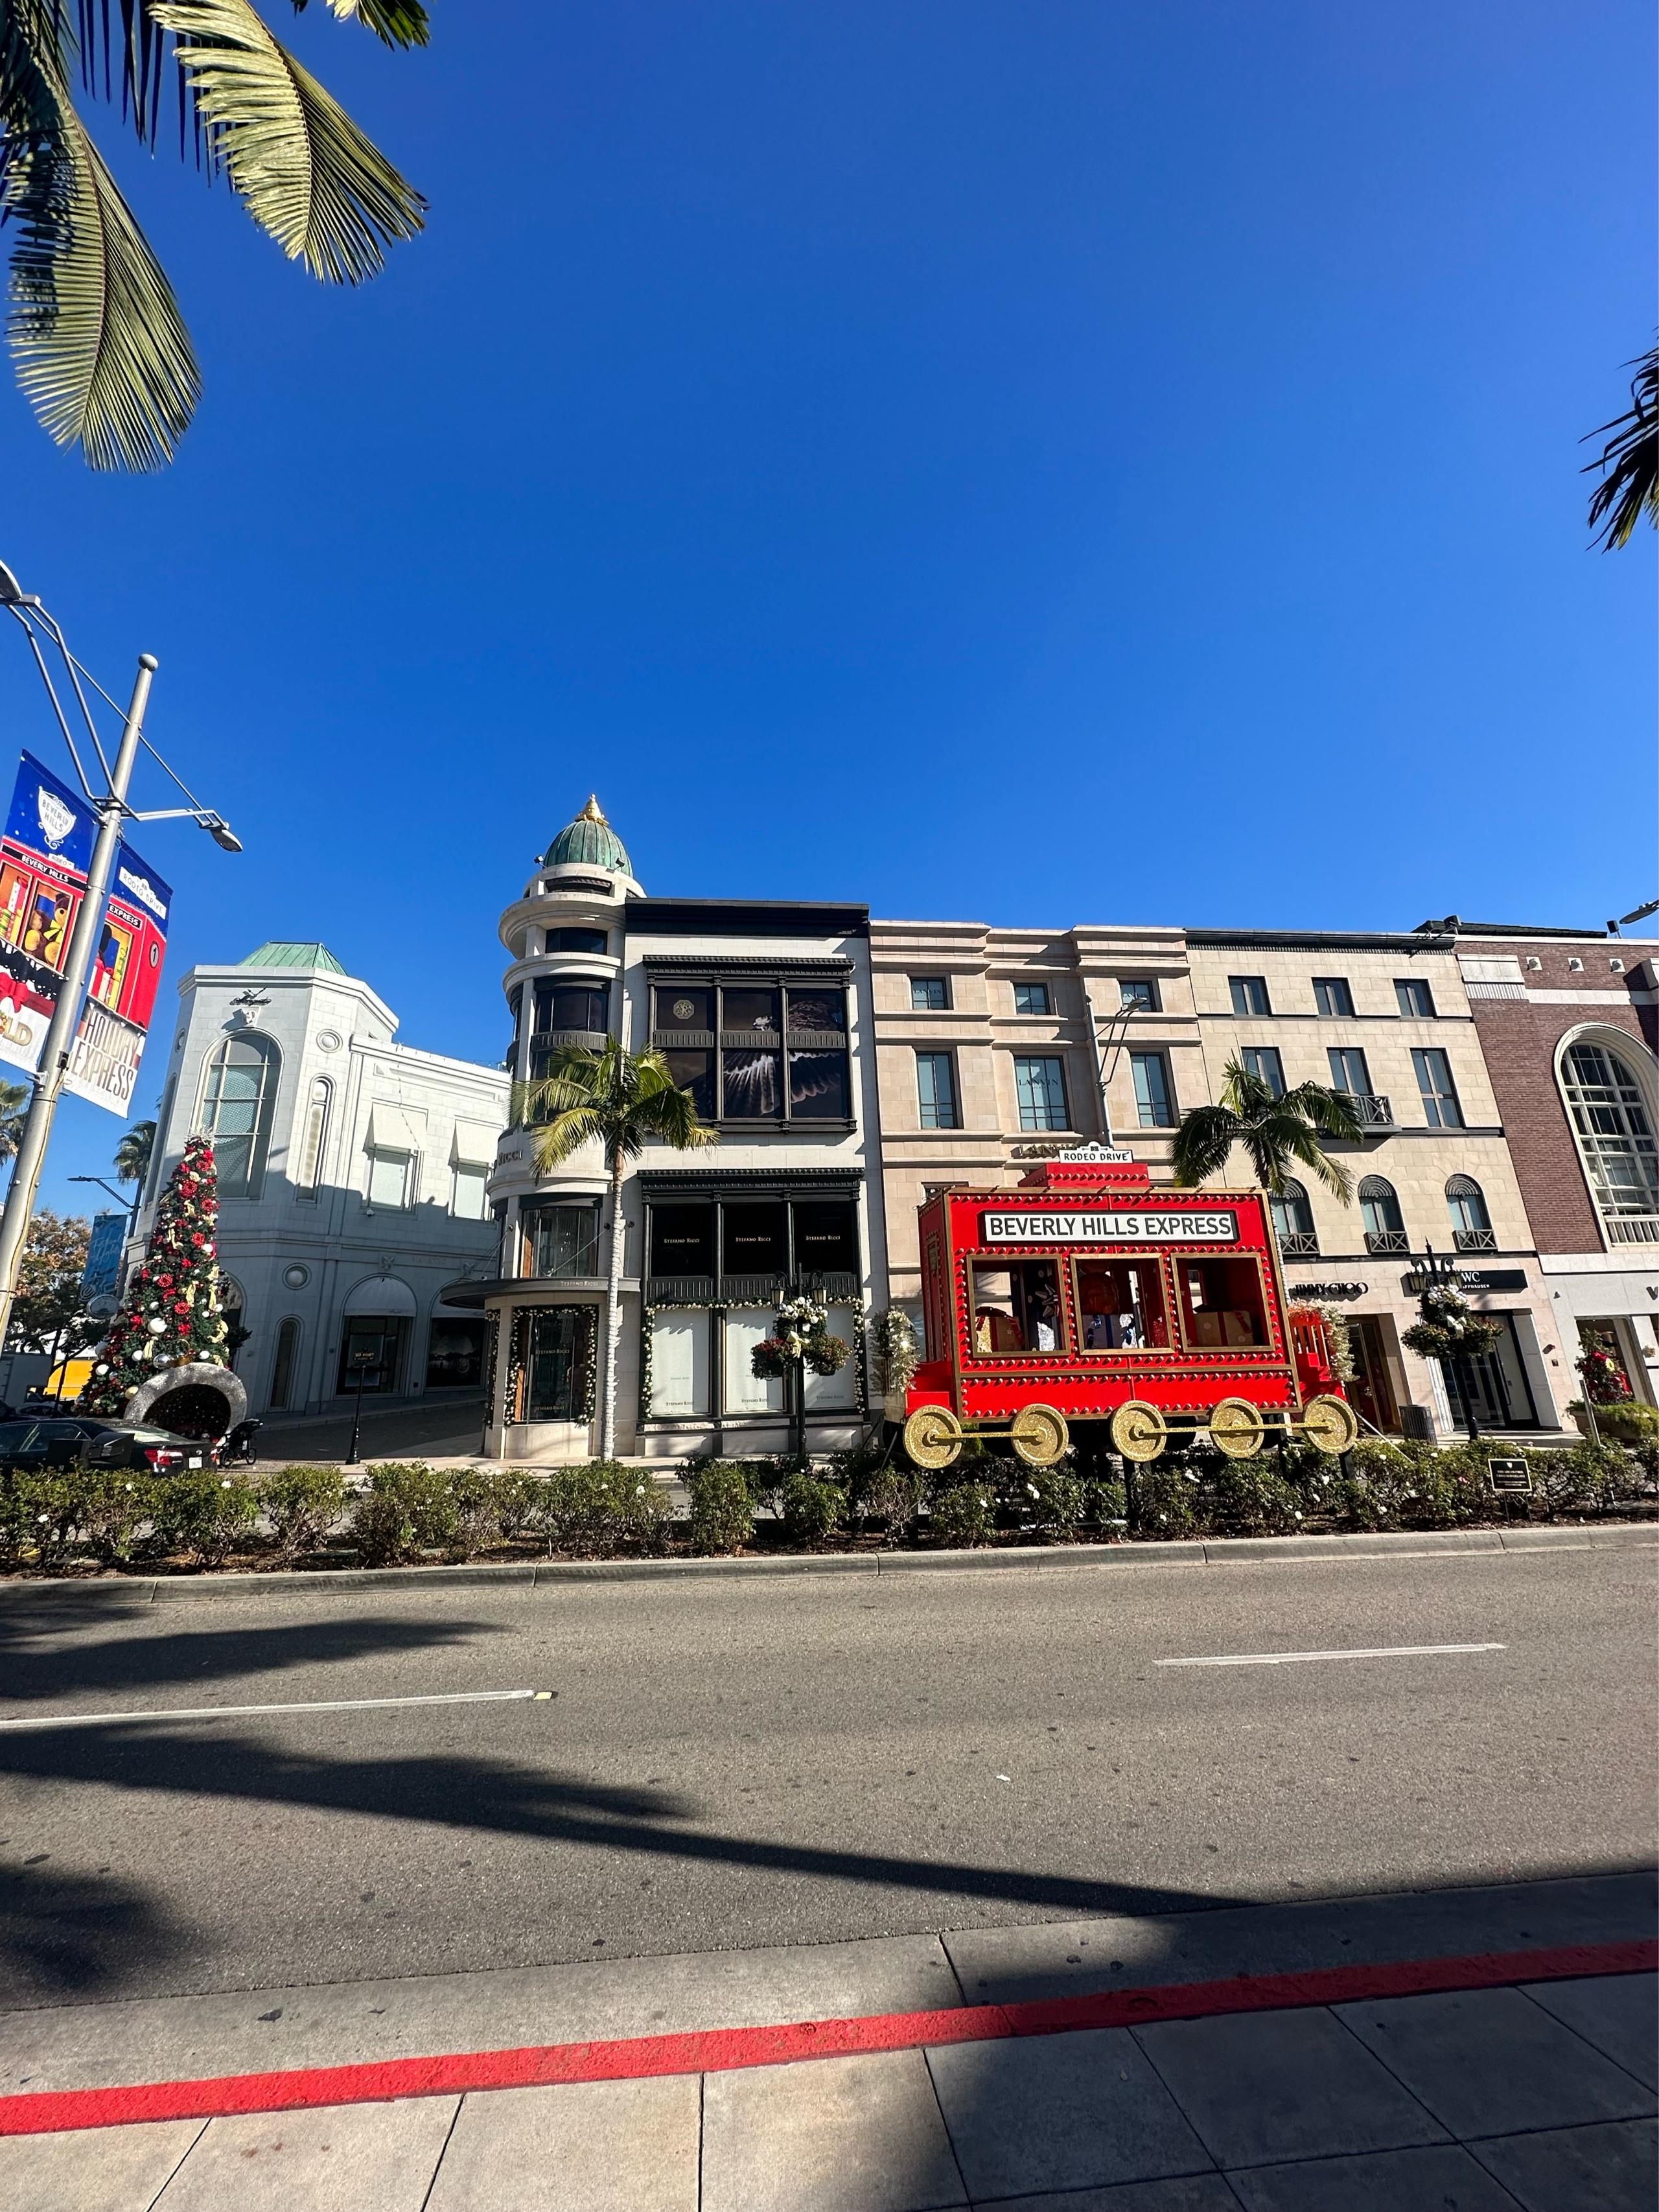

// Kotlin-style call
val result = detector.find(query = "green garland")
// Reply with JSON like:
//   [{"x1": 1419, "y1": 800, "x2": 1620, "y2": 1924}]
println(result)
[{"x1": 638, "y1": 1306, "x2": 655, "y2": 1423}]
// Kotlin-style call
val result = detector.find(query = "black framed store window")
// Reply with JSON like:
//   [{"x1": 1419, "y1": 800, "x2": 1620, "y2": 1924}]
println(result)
[{"x1": 649, "y1": 974, "x2": 853, "y2": 1127}]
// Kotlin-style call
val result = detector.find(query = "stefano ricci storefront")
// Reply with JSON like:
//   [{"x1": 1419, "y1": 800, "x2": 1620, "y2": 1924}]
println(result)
[{"x1": 464, "y1": 795, "x2": 885, "y2": 1464}]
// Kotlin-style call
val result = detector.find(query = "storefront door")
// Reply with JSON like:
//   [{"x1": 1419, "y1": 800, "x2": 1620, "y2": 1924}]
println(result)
[
  {"x1": 1347, "y1": 1318, "x2": 1398, "y2": 1432},
  {"x1": 1442, "y1": 1314, "x2": 1538, "y2": 1431}
]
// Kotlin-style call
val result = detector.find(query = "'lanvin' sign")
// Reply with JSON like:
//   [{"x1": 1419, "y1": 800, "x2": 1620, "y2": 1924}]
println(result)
[{"x1": 980, "y1": 1209, "x2": 1238, "y2": 1244}]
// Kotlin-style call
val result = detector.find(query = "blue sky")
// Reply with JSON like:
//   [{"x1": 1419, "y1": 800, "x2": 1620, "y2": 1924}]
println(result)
[{"x1": 2, "y1": 0, "x2": 1653, "y2": 1215}]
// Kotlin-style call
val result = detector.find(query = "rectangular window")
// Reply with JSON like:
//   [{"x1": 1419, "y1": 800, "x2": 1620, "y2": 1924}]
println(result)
[
  {"x1": 787, "y1": 1048, "x2": 850, "y2": 1119},
  {"x1": 522, "y1": 1307, "x2": 594, "y2": 1423},
  {"x1": 1413, "y1": 1047, "x2": 1465, "y2": 1128},
  {"x1": 1130, "y1": 1051, "x2": 1174, "y2": 1128},
  {"x1": 804, "y1": 1303, "x2": 861, "y2": 1410},
  {"x1": 1178, "y1": 1257, "x2": 1268, "y2": 1350},
  {"x1": 1013, "y1": 981, "x2": 1050, "y2": 1015},
  {"x1": 793, "y1": 1200, "x2": 859, "y2": 1279},
  {"x1": 722, "y1": 1202, "x2": 788, "y2": 1285},
  {"x1": 1075, "y1": 1259, "x2": 1170, "y2": 1350},
  {"x1": 721, "y1": 1047, "x2": 782, "y2": 1118},
  {"x1": 722, "y1": 985, "x2": 782, "y2": 1034},
  {"x1": 911, "y1": 976, "x2": 949, "y2": 1010},
  {"x1": 969, "y1": 1258, "x2": 1066, "y2": 1355},
  {"x1": 527, "y1": 1202, "x2": 601, "y2": 1278},
  {"x1": 1395, "y1": 977, "x2": 1435, "y2": 1018},
  {"x1": 1327, "y1": 1046, "x2": 1371, "y2": 1097},
  {"x1": 654, "y1": 985, "x2": 713, "y2": 1035},
  {"x1": 367, "y1": 1148, "x2": 411, "y2": 1208},
  {"x1": 338, "y1": 1318, "x2": 402, "y2": 1396},
  {"x1": 1014, "y1": 1054, "x2": 1069, "y2": 1131},
  {"x1": 1241, "y1": 1045, "x2": 1286, "y2": 1097},
  {"x1": 787, "y1": 985, "x2": 846, "y2": 1034},
  {"x1": 664, "y1": 1048, "x2": 716, "y2": 1121},
  {"x1": 1229, "y1": 975, "x2": 1271, "y2": 1017},
  {"x1": 649, "y1": 1309, "x2": 711, "y2": 1418},
  {"x1": 916, "y1": 1051, "x2": 960, "y2": 1129},
  {"x1": 723, "y1": 1309, "x2": 784, "y2": 1415},
  {"x1": 533, "y1": 977, "x2": 609, "y2": 1037},
  {"x1": 647, "y1": 1202, "x2": 715, "y2": 1283},
  {"x1": 1119, "y1": 977, "x2": 1160, "y2": 1012},
  {"x1": 450, "y1": 1162, "x2": 489, "y2": 1220},
  {"x1": 1314, "y1": 976, "x2": 1355, "y2": 1018}
]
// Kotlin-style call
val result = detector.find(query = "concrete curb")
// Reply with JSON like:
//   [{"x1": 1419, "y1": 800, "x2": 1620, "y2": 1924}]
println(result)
[{"x1": 0, "y1": 1518, "x2": 1652, "y2": 1605}]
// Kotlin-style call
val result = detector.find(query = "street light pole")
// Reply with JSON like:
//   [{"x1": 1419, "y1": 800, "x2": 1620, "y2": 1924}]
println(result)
[{"x1": 0, "y1": 653, "x2": 157, "y2": 1351}]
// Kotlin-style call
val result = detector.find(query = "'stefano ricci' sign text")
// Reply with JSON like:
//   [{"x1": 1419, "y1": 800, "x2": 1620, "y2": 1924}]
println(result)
[{"x1": 980, "y1": 1210, "x2": 1238, "y2": 1244}]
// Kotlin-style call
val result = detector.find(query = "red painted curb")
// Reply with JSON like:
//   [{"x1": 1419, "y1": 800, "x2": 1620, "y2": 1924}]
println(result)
[{"x1": 2, "y1": 1938, "x2": 1652, "y2": 2137}]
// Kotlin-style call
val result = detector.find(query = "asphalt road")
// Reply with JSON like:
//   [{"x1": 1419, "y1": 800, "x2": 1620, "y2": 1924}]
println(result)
[{"x1": 0, "y1": 1545, "x2": 1653, "y2": 2008}]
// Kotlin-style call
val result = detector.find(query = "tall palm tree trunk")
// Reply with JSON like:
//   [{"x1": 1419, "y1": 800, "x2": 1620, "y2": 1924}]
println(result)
[{"x1": 599, "y1": 1148, "x2": 627, "y2": 1460}]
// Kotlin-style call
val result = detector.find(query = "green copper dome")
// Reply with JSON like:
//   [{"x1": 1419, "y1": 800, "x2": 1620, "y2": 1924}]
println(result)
[
  {"x1": 544, "y1": 795, "x2": 632, "y2": 876},
  {"x1": 239, "y1": 942, "x2": 345, "y2": 973}
]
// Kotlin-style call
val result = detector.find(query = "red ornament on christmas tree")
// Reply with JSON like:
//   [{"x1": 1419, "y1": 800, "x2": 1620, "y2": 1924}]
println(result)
[{"x1": 82, "y1": 1135, "x2": 232, "y2": 1417}]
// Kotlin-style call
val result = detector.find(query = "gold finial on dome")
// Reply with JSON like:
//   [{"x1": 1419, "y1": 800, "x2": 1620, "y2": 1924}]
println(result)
[{"x1": 580, "y1": 794, "x2": 607, "y2": 823}]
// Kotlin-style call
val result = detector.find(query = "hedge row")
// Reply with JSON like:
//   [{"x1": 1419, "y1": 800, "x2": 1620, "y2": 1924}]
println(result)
[{"x1": 0, "y1": 1436, "x2": 1652, "y2": 1575}]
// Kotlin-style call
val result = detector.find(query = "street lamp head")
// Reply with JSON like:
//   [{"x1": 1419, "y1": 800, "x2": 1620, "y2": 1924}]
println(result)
[
  {"x1": 198, "y1": 813, "x2": 243, "y2": 854},
  {"x1": 0, "y1": 561, "x2": 23, "y2": 605}
]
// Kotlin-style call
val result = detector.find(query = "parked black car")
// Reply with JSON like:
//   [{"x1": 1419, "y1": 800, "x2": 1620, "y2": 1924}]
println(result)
[{"x1": 0, "y1": 1417, "x2": 209, "y2": 1473}]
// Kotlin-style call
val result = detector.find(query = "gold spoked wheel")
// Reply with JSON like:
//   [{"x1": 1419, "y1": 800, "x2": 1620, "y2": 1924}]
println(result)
[
  {"x1": 1010, "y1": 1403, "x2": 1069, "y2": 1468},
  {"x1": 903, "y1": 1405, "x2": 964, "y2": 1470},
  {"x1": 1302, "y1": 1393, "x2": 1359, "y2": 1456},
  {"x1": 1208, "y1": 1397, "x2": 1266, "y2": 1460},
  {"x1": 1111, "y1": 1399, "x2": 1168, "y2": 1463}
]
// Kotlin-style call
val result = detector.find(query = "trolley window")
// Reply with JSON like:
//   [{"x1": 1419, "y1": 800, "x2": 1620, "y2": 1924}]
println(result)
[
  {"x1": 1074, "y1": 1259, "x2": 1170, "y2": 1351},
  {"x1": 968, "y1": 1258, "x2": 1067, "y2": 1356},
  {"x1": 1178, "y1": 1257, "x2": 1270, "y2": 1350}
]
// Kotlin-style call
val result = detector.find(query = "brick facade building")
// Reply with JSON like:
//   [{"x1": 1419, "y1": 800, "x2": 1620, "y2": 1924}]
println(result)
[{"x1": 1441, "y1": 920, "x2": 1659, "y2": 1412}]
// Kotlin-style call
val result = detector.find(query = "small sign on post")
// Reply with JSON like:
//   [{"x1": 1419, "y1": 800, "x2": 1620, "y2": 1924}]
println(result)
[{"x1": 1487, "y1": 1456, "x2": 1531, "y2": 1496}]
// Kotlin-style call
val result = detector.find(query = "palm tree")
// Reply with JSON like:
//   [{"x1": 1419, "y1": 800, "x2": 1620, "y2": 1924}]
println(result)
[
  {"x1": 1171, "y1": 1059, "x2": 1363, "y2": 1202},
  {"x1": 518, "y1": 1040, "x2": 718, "y2": 1460},
  {"x1": 114, "y1": 1117, "x2": 156, "y2": 1192},
  {"x1": 1586, "y1": 342, "x2": 1659, "y2": 550},
  {"x1": 1, "y1": 0, "x2": 427, "y2": 471}
]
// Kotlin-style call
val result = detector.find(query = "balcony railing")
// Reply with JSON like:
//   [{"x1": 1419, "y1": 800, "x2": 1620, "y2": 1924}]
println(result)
[
  {"x1": 645, "y1": 1270, "x2": 861, "y2": 1309},
  {"x1": 1608, "y1": 1215, "x2": 1659, "y2": 1245},
  {"x1": 1336, "y1": 1091, "x2": 1393, "y2": 1128},
  {"x1": 1453, "y1": 1228, "x2": 1498, "y2": 1253},
  {"x1": 1363, "y1": 1228, "x2": 1411, "y2": 1255},
  {"x1": 1278, "y1": 1232, "x2": 1320, "y2": 1259}
]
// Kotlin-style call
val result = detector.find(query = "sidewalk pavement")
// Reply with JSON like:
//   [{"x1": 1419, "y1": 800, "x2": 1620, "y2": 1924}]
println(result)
[{"x1": 1, "y1": 1874, "x2": 1653, "y2": 2209}]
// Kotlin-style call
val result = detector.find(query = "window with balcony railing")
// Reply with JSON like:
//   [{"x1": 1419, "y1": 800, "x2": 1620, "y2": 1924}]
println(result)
[
  {"x1": 1360, "y1": 1176, "x2": 1408, "y2": 1254},
  {"x1": 1269, "y1": 1179, "x2": 1318, "y2": 1259},
  {"x1": 1446, "y1": 1175, "x2": 1496, "y2": 1253}
]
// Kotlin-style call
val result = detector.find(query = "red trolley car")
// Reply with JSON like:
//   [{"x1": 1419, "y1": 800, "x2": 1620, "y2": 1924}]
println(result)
[{"x1": 901, "y1": 1147, "x2": 1356, "y2": 1469}]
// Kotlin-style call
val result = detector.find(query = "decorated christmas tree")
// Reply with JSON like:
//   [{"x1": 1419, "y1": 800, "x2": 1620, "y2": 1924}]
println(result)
[{"x1": 82, "y1": 1135, "x2": 230, "y2": 1415}]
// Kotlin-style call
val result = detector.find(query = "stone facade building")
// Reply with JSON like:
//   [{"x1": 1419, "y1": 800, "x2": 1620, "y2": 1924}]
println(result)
[
  {"x1": 871, "y1": 916, "x2": 1566, "y2": 1439},
  {"x1": 135, "y1": 942, "x2": 509, "y2": 1418},
  {"x1": 1444, "y1": 919, "x2": 1659, "y2": 1412},
  {"x1": 458, "y1": 802, "x2": 887, "y2": 1464}
]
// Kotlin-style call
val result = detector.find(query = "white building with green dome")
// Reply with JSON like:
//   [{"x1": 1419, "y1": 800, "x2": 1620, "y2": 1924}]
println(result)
[
  {"x1": 447, "y1": 797, "x2": 888, "y2": 1463},
  {"x1": 133, "y1": 940, "x2": 509, "y2": 1419}
]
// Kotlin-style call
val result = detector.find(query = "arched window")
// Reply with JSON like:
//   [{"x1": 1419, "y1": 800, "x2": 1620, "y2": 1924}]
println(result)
[
  {"x1": 1559, "y1": 1036, "x2": 1659, "y2": 1240},
  {"x1": 1360, "y1": 1176, "x2": 1408, "y2": 1254},
  {"x1": 1446, "y1": 1175, "x2": 1494, "y2": 1252},
  {"x1": 296, "y1": 1077, "x2": 332, "y2": 1196},
  {"x1": 1268, "y1": 1179, "x2": 1318, "y2": 1257},
  {"x1": 268, "y1": 1316, "x2": 301, "y2": 1410},
  {"x1": 199, "y1": 1032, "x2": 280, "y2": 1198}
]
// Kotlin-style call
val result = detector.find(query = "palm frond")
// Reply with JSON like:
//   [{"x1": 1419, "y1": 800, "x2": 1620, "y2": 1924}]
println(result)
[
  {"x1": 149, "y1": 0, "x2": 424, "y2": 282},
  {"x1": 1281, "y1": 1078, "x2": 1363, "y2": 1142},
  {"x1": 5, "y1": 95, "x2": 200, "y2": 467},
  {"x1": 1170, "y1": 1104, "x2": 1240, "y2": 1189},
  {"x1": 529, "y1": 1104, "x2": 607, "y2": 1175},
  {"x1": 307, "y1": 0, "x2": 429, "y2": 48},
  {"x1": 1585, "y1": 343, "x2": 1659, "y2": 551}
]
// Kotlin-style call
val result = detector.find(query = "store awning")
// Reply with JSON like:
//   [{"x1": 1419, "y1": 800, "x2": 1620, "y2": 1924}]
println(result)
[
  {"x1": 451, "y1": 1119, "x2": 499, "y2": 1167},
  {"x1": 367, "y1": 1101, "x2": 426, "y2": 1155}
]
